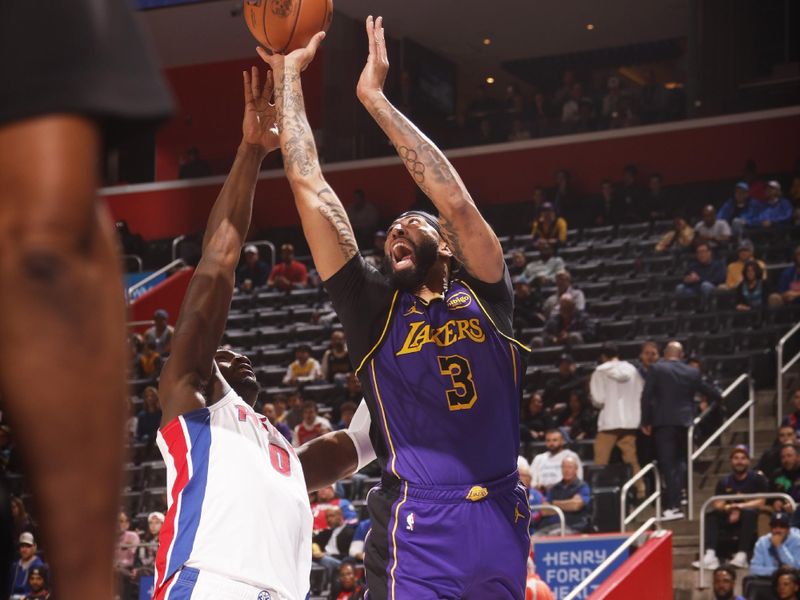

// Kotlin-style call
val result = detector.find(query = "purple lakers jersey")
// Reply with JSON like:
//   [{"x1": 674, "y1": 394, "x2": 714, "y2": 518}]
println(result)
[{"x1": 325, "y1": 255, "x2": 528, "y2": 486}]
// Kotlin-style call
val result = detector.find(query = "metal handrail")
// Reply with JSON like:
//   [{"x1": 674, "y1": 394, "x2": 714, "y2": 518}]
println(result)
[
  {"x1": 126, "y1": 259, "x2": 186, "y2": 301},
  {"x1": 698, "y1": 493, "x2": 797, "y2": 589},
  {"x1": 620, "y1": 463, "x2": 661, "y2": 531},
  {"x1": 563, "y1": 517, "x2": 660, "y2": 600},
  {"x1": 127, "y1": 320, "x2": 154, "y2": 328},
  {"x1": 171, "y1": 235, "x2": 186, "y2": 262},
  {"x1": 687, "y1": 374, "x2": 754, "y2": 520},
  {"x1": 777, "y1": 321, "x2": 800, "y2": 428},
  {"x1": 122, "y1": 254, "x2": 143, "y2": 272},
  {"x1": 530, "y1": 504, "x2": 566, "y2": 537}
]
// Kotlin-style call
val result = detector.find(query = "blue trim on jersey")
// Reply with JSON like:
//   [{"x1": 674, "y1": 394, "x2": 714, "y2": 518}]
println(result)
[
  {"x1": 168, "y1": 567, "x2": 199, "y2": 599},
  {"x1": 166, "y1": 410, "x2": 212, "y2": 579}
]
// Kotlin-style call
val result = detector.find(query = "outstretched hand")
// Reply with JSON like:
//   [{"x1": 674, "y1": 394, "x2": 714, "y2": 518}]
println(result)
[
  {"x1": 357, "y1": 15, "x2": 389, "y2": 103},
  {"x1": 242, "y1": 66, "x2": 278, "y2": 154},
  {"x1": 256, "y1": 31, "x2": 326, "y2": 74}
]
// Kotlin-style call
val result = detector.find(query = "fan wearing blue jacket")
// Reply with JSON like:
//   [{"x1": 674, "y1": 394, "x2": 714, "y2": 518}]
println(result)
[
  {"x1": 750, "y1": 512, "x2": 800, "y2": 577},
  {"x1": 717, "y1": 182, "x2": 761, "y2": 235},
  {"x1": 755, "y1": 181, "x2": 793, "y2": 228}
]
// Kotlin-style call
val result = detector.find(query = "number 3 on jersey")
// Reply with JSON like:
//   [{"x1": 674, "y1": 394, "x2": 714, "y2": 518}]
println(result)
[{"x1": 437, "y1": 355, "x2": 477, "y2": 411}]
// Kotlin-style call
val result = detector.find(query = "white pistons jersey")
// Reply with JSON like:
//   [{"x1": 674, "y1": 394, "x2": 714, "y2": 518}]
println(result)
[{"x1": 153, "y1": 388, "x2": 311, "y2": 599}]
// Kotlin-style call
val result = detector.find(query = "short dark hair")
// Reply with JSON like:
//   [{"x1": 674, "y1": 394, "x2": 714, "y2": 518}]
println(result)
[
  {"x1": 600, "y1": 343, "x2": 619, "y2": 359},
  {"x1": 641, "y1": 340, "x2": 659, "y2": 351},
  {"x1": 296, "y1": 344, "x2": 312, "y2": 354},
  {"x1": 302, "y1": 400, "x2": 317, "y2": 412},
  {"x1": 545, "y1": 428, "x2": 563, "y2": 438},
  {"x1": 713, "y1": 564, "x2": 736, "y2": 581},
  {"x1": 772, "y1": 565, "x2": 800, "y2": 591},
  {"x1": 340, "y1": 401, "x2": 357, "y2": 414},
  {"x1": 696, "y1": 242, "x2": 711, "y2": 252}
]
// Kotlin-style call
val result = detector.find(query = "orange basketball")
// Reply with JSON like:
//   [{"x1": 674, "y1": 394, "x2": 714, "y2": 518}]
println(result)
[{"x1": 243, "y1": 0, "x2": 333, "y2": 55}]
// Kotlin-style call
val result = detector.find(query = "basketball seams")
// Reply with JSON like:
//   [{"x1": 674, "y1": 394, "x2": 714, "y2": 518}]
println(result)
[{"x1": 281, "y1": 0, "x2": 303, "y2": 55}]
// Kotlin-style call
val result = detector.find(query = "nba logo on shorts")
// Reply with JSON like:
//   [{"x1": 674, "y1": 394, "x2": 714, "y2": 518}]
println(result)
[
  {"x1": 257, "y1": 591, "x2": 271, "y2": 600},
  {"x1": 406, "y1": 512, "x2": 415, "y2": 531}
]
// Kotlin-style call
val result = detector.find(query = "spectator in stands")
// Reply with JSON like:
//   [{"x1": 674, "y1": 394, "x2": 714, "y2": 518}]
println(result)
[
  {"x1": 133, "y1": 511, "x2": 163, "y2": 579},
  {"x1": 694, "y1": 445, "x2": 768, "y2": 570},
  {"x1": 736, "y1": 260, "x2": 781, "y2": 312},
  {"x1": 543, "y1": 354, "x2": 584, "y2": 416},
  {"x1": 773, "y1": 566, "x2": 800, "y2": 600},
  {"x1": 777, "y1": 246, "x2": 800, "y2": 305},
  {"x1": 9, "y1": 533, "x2": 45, "y2": 600},
  {"x1": 346, "y1": 189, "x2": 380, "y2": 245},
  {"x1": 634, "y1": 341, "x2": 660, "y2": 380},
  {"x1": 135, "y1": 339, "x2": 162, "y2": 380},
  {"x1": 750, "y1": 512, "x2": 800, "y2": 577},
  {"x1": 537, "y1": 293, "x2": 595, "y2": 347},
  {"x1": 757, "y1": 181, "x2": 793, "y2": 228},
  {"x1": 129, "y1": 332, "x2": 144, "y2": 376},
  {"x1": 312, "y1": 506, "x2": 356, "y2": 578},
  {"x1": 561, "y1": 83, "x2": 585, "y2": 128},
  {"x1": 723, "y1": 240, "x2": 766, "y2": 290},
  {"x1": 522, "y1": 240, "x2": 565, "y2": 285},
  {"x1": 590, "y1": 343, "x2": 645, "y2": 500},
  {"x1": 557, "y1": 391, "x2": 596, "y2": 441},
  {"x1": 348, "y1": 519, "x2": 371, "y2": 562},
  {"x1": 518, "y1": 456, "x2": 545, "y2": 532},
  {"x1": 321, "y1": 330, "x2": 351, "y2": 384},
  {"x1": 508, "y1": 119, "x2": 532, "y2": 142},
  {"x1": 675, "y1": 242, "x2": 726, "y2": 302},
  {"x1": 531, "y1": 202, "x2": 567, "y2": 246},
  {"x1": 512, "y1": 277, "x2": 544, "y2": 332},
  {"x1": 759, "y1": 425, "x2": 800, "y2": 476},
  {"x1": 508, "y1": 249, "x2": 528, "y2": 278},
  {"x1": 10, "y1": 496, "x2": 35, "y2": 542},
  {"x1": 712, "y1": 565, "x2": 744, "y2": 600},
  {"x1": 178, "y1": 146, "x2": 211, "y2": 179},
  {"x1": 236, "y1": 244, "x2": 270, "y2": 291},
  {"x1": 553, "y1": 70, "x2": 576, "y2": 108},
  {"x1": 341, "y1": 372, "x2": 364, "y2": 405},
  {"x1": 770, "y1": 444, "x2": 800, "y2": 513},
  {"x1": 641, "y1": 341, "x2": 722, "y2": 521},
  {"x1": 695, "y1": 204, "x2": 732, "y2": 248},
  {"x1": 114, "y1": 512, "x2": 140, "y2": 599},
  {"x1": 587, "y1": 179, "x2": 616, "y2": 227},
  {"x1": 717, "y1": 182, "x2": 760, "y2": 237},
  {"x1": 783, "y1": 390, "x2": 800, "y2": 434},
  {"x1": 530, "y1": 429, "x2": 583, "y2": 491},
  {"x1": 23, "y1": 566, "x2": 50, "y2": 600},
  {"x1": 144, "y1": 309, "x2": 173, "y2": 356},
  {"x1": 364, "y1": 230, "x2": 388, "y2": 273},
  {"x1": 328, "y1": 562, "x2": 365, "y2": 600},
  {"x1": 542, "y1": 270, "x2": 586, "y2": 317},
  {"x1": 642, "y1": 173, "x2": 669, "y2": 221},
  {"x1": 268, "y1": 243, "x2": 308, "y2": 291},
  {"x1": 536, "y1": 456, "x2": 592, "y2": 535},
  {"x1": 135, "y1": 386, "x2": 162, "y2": 442},
  {"x1": 262, "y1": 401, "x2": 292, "y2": 441},
  {"x1": 522, "y1": 392, "x2": 554, "y2": 442},
  {"x1": 529, "y1": 186, "x2": 546, "y2": 224},
  {"x1": 335, "y1": 401, "x2": 357, "y2": 430},
  {"x1": 283, "y1": 344, "x2": 323, "y2": 386},
  {"x1": 655, "y1": 213, "x2": 695, "y2": 253},
  {"x1": 553, "y1": 169, "x2": 576, "y2": 219},
  {"x1": 311, "y1": 485, "x2": 358, "y2": 532},
  {"x1": 791, "y1": 175, "x2": 800, "y2": 226},
  {"x1": 530, "y1": 91, "x2": 552, "y2": 138},
  {"x1": 293, "y1": 400, "x2": 332, "y2": 447},
  {"x1": 616, "y1": 164, "x2": 643, "y2": 223},
  {"x1": 272, "y1": 393, "x2": 289, "y2": 423}
]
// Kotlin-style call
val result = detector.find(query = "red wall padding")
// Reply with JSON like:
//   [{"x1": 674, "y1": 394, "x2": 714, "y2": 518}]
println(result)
[
  {"x1": 106, "y1": 112, "x2": 800, "y2": 240},
  {"x1": 129, "y1": 267, "x2": 194, "y2": 332},
  {"x1": 590, "y1": 531, "x2": 673, "y2": 600}
]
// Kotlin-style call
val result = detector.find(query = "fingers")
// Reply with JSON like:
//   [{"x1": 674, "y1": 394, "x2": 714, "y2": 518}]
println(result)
[
  {"x1": 251, "y1": 66, "x2": 261, "y2": 100},
  {"x1": 243, "y1": 70, "x2": 254, "y2": 104},
  {"x1": 256, "y1": 46, "x2": 275, "y2": 65},
  {"x1": 265, "y1": 69, "x2": 275, "y2": 104},
  {"x1": 366, "y1": 15, "x2": 376, "y2": 57},
  {"x1": 306, "y1": 30, "x2": 326, "y2": 57},
  {"x1": 375, "y1": 16, "x2": 388, "y2": 63}
]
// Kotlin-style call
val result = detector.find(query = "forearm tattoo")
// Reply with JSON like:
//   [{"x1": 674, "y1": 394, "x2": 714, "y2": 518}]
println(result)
[
  {"x1": 438, "y1": 215, "x2": 470, "y2": 271},
  {"x1": 277, "y1": 67, "x2": 319, "y2": 178},
  {"x1": 317, "y1": 187, "x2": 358, "y2": 261}
]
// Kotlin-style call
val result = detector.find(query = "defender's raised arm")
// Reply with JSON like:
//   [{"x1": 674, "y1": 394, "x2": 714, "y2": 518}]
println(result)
[{"x1": 356, "y1": 16, "x2": 504, "y2": 284}]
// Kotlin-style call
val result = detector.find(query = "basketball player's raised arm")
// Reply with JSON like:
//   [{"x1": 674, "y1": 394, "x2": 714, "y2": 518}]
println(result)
[
  {"x1": 256, "y1": 35, "x2": 359, "y2": 281},
  {"x1": 357, "y1": 16, "x2": 504, "y2": 284},
  {"x1": 159, "y1": 68, "x2": 279, "y2": 425}
]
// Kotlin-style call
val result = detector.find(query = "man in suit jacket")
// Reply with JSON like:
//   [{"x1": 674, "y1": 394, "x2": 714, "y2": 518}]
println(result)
[{"x1": 641, "y1": 341, "x2": 721, "y2": 520}]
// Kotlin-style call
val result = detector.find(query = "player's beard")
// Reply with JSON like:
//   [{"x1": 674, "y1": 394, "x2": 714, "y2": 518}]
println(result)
[
  {"x1": 232, "y1": 375, "x2": 260, "y2": 403},
  {"x1": 389, "y1": 235, "x2": 439, "y2": 292}
]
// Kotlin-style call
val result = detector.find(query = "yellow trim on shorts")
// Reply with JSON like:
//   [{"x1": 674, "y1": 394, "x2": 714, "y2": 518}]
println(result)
[
  {"x1": 390, "y1": 481, "x2": 409, "y2": 600},
  {"x1": 455, "y1": 279, "x2": 532, "y2": 353},
  {"x1": 510, "y1": 342, "x2": 518, "y2": 386},
  {"x1": 371, "y1": 360, "x2": 399, "y2": 479},
  {"x1": 355, "y1": 290, "x2": 400, "y2": 375}
]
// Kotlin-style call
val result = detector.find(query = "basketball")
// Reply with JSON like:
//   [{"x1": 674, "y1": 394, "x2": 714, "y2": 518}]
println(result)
[{"x1": 243, "y1": 0, "x2": 333, "y2": 55}]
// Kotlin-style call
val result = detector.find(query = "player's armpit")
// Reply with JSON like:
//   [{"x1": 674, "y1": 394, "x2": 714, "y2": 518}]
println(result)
[{"x1": 297, "y1": 431, "x2": 358, "y2": 492}]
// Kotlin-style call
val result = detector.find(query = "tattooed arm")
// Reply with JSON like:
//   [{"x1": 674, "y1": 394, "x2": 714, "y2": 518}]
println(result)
[
  {"x1": 257, "y1": 36, "x2": 359, "y2": 281},
  {"x1": 356, "y1": 16, "x2": 504, "y2": 284}
]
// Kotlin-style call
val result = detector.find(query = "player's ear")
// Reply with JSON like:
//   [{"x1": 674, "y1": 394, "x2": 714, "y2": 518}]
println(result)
[{"x1": 438, "y1": 238, "x2": 454, "y2": 259}]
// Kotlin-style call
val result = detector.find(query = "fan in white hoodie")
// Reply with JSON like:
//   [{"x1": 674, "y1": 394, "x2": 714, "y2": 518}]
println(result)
[{"x1": 589, "y1": 345, "x2": 645, "y2": 497}]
